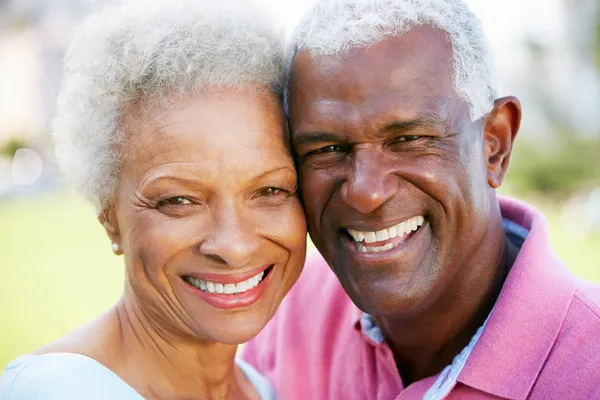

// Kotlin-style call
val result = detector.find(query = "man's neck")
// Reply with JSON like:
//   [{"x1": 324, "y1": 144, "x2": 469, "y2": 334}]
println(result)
[
  {"x1": 108, "y1": 290, "x2": 253, "y2": 400},
  {"x1": 374, "y1": 221, "x2": 519, "y2": 386}
]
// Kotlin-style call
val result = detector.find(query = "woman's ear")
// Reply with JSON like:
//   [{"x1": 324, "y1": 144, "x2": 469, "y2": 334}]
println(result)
[
  {"x1": 98, "y1": 204, "x2": 122, "y2": 255},
  {"x1": 483, "y1": 96, "x2": 522, "y2": 189}
]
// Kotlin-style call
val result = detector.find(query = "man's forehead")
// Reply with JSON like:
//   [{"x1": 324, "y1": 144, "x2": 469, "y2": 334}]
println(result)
[
  {"x1": 291, "y1": 25, "x2": 455, "y2": 98},
  {"x1": 289, "y1": 26, "x2": 463, "y2": 130}
]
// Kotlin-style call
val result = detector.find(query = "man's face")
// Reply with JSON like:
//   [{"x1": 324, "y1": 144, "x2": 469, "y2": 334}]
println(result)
[{"x1": 289, "y1": 26, "x2": 497, "y2": 316}]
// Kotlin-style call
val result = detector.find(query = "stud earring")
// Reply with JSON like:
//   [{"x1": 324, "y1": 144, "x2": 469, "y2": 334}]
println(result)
[{"x1": 112, "y1": 243, "x2": 120, "y2": 253}]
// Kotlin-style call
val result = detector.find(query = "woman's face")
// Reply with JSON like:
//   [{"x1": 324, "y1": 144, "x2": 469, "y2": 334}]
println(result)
[{"x1": 106, "y1": 89, "x2": 306, "y2": 344}]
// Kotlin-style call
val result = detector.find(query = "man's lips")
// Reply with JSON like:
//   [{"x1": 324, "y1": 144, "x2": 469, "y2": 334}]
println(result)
[
  {"x1": 340, "y1": 217, "x2": 429, "y2": 261},
  {"x1": 344, "y1": 215, "x2": 426, "y2": 252}
]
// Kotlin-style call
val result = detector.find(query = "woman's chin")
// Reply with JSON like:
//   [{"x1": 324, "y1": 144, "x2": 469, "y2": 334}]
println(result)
[{"x1": 197, "y1": 320, "x2": 268, "y2": 345}]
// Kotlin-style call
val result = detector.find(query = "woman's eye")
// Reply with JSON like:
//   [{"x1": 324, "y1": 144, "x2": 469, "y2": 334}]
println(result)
[
  {"x1": 396, "y1": 135, "x2": 421, "y2": 142},
  {"x1": 259, "y1": 187, "x2": 287, "y2": 197},
  {"x1": 157, "y1": 197, "x2": 192, "y2": 208}
]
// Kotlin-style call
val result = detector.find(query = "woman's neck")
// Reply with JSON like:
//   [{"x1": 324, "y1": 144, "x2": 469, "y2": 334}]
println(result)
[{"x1": 107, "y1": 290, "x2": 255, "y2": 400}]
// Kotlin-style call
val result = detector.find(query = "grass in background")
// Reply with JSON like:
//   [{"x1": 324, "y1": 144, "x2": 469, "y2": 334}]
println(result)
[
  {"x1": 1, "y1": 189, "x2": 599, "y2": 368},
  {"x1": 1, "y1": 190, "x2": 123, "y2": 368}
]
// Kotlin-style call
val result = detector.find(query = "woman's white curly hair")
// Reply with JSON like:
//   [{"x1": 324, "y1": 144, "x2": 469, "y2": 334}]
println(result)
[
  {"x1": 52, "y1": 0, "x2": 285, "y2": 210},
  {"x1": 286, "y1": 0, "x2": 497, "y2": 121}
]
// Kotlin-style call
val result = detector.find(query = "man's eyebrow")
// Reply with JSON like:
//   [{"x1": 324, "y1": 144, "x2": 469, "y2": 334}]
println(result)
[
  {"x1": 292, "y1": 131, "x2": 345, "y2": 147},
  {"x1": 381, "y1": 115, "x2": 445, "y2": 133}
]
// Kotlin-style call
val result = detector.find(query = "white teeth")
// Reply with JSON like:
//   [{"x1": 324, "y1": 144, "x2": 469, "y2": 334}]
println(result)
[
  {"x1": 357, "y1": 242, "x2": 396, "y2": 253},
  {"x1": 223, "y1": 284, "x2": 236, "y2": 294},
  {"x1": 375, "y1": 230, "x2": 389, "y2": 241},
  {"x1": 185, "y1": 269, "x2": 268, "y2": 295},
  {"x1": 206, "y1": 281, "x2": 215, "y2": 293},
  {"x1": 381, "y1": 243, "x2": 394, "y2": 251},
  {"x1": 347, "y1": 215, "x2": 426, "y2": 252},
  {"x1": 397, "y1": 222, "x2": 406, "y2": 236},
  {"x1": 364, "y1": 231, "x2": 377, "y2": 243},
  {"x1": 387, "y1": 225, "x2": 398, "y2": 239}
]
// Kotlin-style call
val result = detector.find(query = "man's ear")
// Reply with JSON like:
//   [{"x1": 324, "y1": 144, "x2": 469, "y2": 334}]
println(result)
[
  {"x1": 98, "y1": 204, "x2": 122, "y2": 255},
  {"x1": 483, "y1": 96, "x2": 522, "y2": 189}
]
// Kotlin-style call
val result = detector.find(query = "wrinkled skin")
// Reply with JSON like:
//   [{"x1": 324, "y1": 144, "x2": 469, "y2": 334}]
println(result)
[
  {"x1": 42, "y1": 89, "x2": 306, "y2": 399},
  {"x1": 289, "y1": 26, "x2": 521, "y2": 382},
  {"x1": 106, "y1": 90, "x2": 306, "y2": 346}
]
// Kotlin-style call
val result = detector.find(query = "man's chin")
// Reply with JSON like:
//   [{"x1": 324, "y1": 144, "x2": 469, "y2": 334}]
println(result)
[{"x1": 336, "y1": 270, "x2": 429, "y2": 316}]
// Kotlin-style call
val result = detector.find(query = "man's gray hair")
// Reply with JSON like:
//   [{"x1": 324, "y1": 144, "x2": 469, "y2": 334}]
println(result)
[
  {"x1": 52, "y1": 0, "x2": 285, "y2": 210},
  {"x1": 286, "y1": 0, "x2": 497, "y2": 121}
]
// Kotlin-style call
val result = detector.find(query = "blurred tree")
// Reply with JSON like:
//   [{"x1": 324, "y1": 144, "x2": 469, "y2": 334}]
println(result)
[
  {"x1": 508, "y1": 137, "x2": 600, "y2": 199},
  {"x1": 596, "y1": 5, "x2": 600, "y2": 70},
  {"x1": 0, "y1": 137, "x2": 27, "y2": 158}
]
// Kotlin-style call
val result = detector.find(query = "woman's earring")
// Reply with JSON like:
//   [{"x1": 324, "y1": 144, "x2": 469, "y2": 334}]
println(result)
[{"x1": 112, "y1": 243, "x2": 120, "y2": 254}]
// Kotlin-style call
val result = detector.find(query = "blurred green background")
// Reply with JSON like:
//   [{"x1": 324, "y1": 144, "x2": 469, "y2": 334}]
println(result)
[
  {"x1": 1, "y1": 174, "x2": 599, "y2": 368},
  {"x1": 1, "y1": 0, "x2": 600, "y2": 369}
]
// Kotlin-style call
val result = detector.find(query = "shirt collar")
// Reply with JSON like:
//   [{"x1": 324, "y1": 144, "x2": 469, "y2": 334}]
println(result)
[
  {"x1": 458, "y1": 196, "x2": 575, "y2": 399},
  {"x1": 352, "y1": 197, "x2": 575, "y2": 399}
]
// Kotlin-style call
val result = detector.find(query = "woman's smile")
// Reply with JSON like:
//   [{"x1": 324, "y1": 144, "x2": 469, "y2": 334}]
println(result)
[
  {"x1": 5, "y1": 0, "x2": 306, "y2": 398},
  {"x1": 182, "y1": 265, "x2": 274, "y2": 309}
]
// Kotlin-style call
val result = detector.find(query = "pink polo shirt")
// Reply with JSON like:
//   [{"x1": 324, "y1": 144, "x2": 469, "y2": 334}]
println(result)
[{"x1": 241, "y1": 197, "x2": 600, "y2": 399}]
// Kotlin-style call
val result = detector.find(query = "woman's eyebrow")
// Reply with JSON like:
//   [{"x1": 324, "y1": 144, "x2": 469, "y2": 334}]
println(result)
[
  {"x1": 140, "y1": 175, "x2": 200, "y2": 190},
  {"x1": 250, "y1": 165, "x2": 297, "y2": 181}
]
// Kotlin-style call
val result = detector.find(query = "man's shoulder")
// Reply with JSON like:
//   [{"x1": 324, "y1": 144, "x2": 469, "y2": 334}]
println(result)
[
  {"x1": 561, "y1": 277, "x2": 600, "y2": 337},
  {"x1": 531, "y1": 279, "x2": 600, "y2": 397},
  {"x1": 287, "y1": 251, "x2": 347, "y2": 300},
  {"x1": 547, "y1": 278, "x2": 600, "y2": 360},
  {"x1": 574, "y1": 277, "x2": 600, "y2": 312},
  {"x1": 562, "y1": 278, "x2": 600, "y2": 341},
  {"x1": 270, "y1": 251, "x2": 356, "y2": 327},
  {"x1": 241, "y1": 251, "x2": 360, "y2": 374}
]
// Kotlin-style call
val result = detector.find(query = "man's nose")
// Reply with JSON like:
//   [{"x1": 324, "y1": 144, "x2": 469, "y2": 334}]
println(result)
[
  {"x1": 198, "y1": 207, "x2": 260, "y2": 267},
  {"x1": 340, "y1": 148, "x2": 399, "y2": 214}
]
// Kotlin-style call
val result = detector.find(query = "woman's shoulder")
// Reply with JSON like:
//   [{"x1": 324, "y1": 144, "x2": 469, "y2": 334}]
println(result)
[{"x1": 0, "y1": 353, "x2": 142, "y2": 399}]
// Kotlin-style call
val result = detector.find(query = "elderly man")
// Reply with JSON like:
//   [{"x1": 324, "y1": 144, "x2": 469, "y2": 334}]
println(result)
[{"x1": 242, "y1": 0, "x2": 600, "y2": 398}]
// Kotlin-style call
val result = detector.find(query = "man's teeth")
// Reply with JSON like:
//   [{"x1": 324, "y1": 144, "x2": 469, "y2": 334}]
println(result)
[
  {"x1": 347, "y1": 215, "x2": 425, "y2": 245},
  {"x1": 184, "y1": 271, "x2": 265, "y2": 295}
]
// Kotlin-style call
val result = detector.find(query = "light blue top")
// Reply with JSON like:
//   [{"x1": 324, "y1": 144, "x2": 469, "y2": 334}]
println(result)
[{"x1": 0, "y1": 353, "x2": 275, "y2": 399}]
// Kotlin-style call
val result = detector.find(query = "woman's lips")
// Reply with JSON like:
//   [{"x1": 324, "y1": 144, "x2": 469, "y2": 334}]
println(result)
[
  {"x1": 185, "y1": 264, "x2": 271, "y2": 284},
  {"x1": 182, "y1": 265, "x2": 273, "y2": 310}
]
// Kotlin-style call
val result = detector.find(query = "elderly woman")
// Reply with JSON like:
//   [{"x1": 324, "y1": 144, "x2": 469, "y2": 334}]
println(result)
[{"x1": 0, "y1": 0, "x2": 306, "y2": 398}]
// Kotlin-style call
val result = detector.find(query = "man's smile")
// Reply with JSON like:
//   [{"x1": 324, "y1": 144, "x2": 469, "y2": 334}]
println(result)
[
  {"x1": 345, "y1": 215, "x2": 426, "y2": 253},
  {"x1": 340, "y1": 215, "x2": 429, "y2": 262}
]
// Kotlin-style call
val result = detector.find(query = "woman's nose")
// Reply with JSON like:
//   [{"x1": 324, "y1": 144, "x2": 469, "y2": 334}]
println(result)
[{"x1": 198, "y1": 208, "x2": 261, "y2": 267}]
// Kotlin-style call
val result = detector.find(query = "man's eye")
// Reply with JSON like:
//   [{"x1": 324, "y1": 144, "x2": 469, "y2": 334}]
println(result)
[
  {"x1": 308, "y1": 144, "x2": 346, "y2": 155},
  {"x1": 157, "y1": 197, "x2": 192, "y2": 207},
  {"x1": 396, "y1": 135, "x2": 421, "y2": 142}
]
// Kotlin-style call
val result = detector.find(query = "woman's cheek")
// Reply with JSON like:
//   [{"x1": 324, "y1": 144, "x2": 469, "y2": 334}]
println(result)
[
  {"x1": 126, "y1": 213, "x2": 210, "y2": 271},
  {"x1": 258, "y1": 199, "x2": 306, "y2": 249}
]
